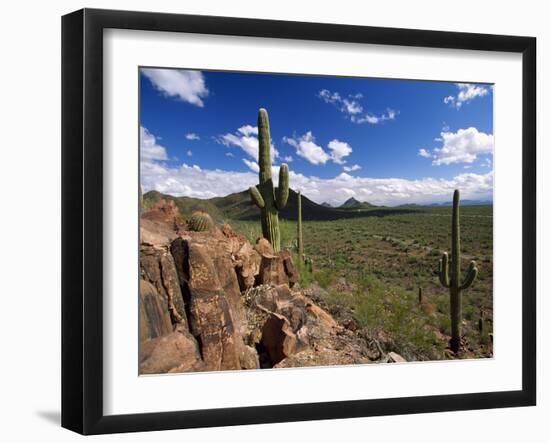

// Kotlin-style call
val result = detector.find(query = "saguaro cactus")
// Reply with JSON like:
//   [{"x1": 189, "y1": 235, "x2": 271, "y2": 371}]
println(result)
[
  {"x1": 297, "y1": 191, "x2": 304, "y2": 261},
  {"x1": 249, "y1": 108, "x2": 289, "y2": 252},
  {"x1": 438, "y1": 189, "x2": 478, "y2": 353}
]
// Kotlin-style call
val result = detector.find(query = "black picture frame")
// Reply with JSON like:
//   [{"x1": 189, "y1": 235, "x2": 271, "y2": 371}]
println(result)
[{"x1": 62, "y1": 8, "x2": 536, "y2": 435}]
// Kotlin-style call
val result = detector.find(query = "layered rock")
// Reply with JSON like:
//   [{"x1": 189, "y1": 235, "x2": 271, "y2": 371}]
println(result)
[
  {"x1": 140, "y1": 244, "x2": 187, "y2": 328},
  {"x1": 140, "y1": 330, "x2": 205, "y2": 374},
  {"x1": 255, "y1": 239, "x2": 299, "y2": 288},
  {"x1": 138, "y1": 203, "x2": 389, "y2": 375}
]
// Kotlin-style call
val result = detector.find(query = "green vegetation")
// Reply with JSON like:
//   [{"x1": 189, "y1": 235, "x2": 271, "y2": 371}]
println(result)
[
  {"x1": 437, "y1": 190, "x2": 478, "y2": 353},
  {"x1": 232, "y1": 203, "x2": 493, "y2": 361},
  {"x1": 143, "y1": 187, "x2": 493, "y2": 361},
  {"x1": 248, "y1": 108, "x2": 289, "y2": 251}
]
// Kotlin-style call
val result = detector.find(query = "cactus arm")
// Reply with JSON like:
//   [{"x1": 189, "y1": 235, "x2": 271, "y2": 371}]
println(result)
[
  {"x1": 249, "y1": 186, "x2": 265, "y2": 209},
  {"x1": 438, "y1": 252, "x2": 450, "y2": 288},
  {"x1": 275, "y1": 163, "x2": 289, "y2": 210},
  {"x1": 460, "y1": 261, "x2": 478, "y2": 290}
]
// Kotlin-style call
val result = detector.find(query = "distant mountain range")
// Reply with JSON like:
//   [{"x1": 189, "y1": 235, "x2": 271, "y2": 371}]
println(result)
[
  {"x1": 143, "y1": 189, "x2": 492, "y2": 222},
  {"x1": 428, "y1": 199, "x2": 493, "y2": 207},
  {"x1": 339, "y1": 197, "x2": 376, "y2": 210}
]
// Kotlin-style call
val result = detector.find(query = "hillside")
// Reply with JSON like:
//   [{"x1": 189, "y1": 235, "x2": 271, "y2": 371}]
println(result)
[
  {"x1": 339, "y1": 197, "x2": 376, "y2": 210},
  {"x1": 143, "y1": 188, "x2": 419, "y2": 221}
]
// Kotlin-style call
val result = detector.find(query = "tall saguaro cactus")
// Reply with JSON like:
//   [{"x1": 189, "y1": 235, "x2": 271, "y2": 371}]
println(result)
[
  {"x1": 249, "y1": 108, "x2": 289, "y2": 252},
  {"x1": 438, "y1": 189, "x2": 479, "y2": 353},
  {"x1": 297, "y1": 191, "x2": 304, "y2": 261}
]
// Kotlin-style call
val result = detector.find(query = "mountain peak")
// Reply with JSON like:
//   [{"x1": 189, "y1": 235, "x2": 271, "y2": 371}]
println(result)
[{"x1": 341, "y1": 197, "x2": 361, "y2": 208}]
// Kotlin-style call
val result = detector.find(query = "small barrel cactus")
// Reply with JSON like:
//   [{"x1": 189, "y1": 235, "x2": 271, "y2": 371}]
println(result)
[{"x1": 187, "y1": 211, "x2": 214, "y2": 232}]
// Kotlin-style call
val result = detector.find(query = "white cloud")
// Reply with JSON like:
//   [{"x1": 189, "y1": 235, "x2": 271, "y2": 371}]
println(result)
[
  {"x1": 142, "y1": 128, "x2": 493, "y2": 207},
  {"x1": 283, "y1": 132, "x2": 330, "y2": 165},
  {"x1": 418, "y1": 148, "x2": 432, "y2": 158},
  {"x1": 327, "y1": 139, "x2": 352, "y2": 164},
  {"x1": 140, "y1": 126, "x2": 168, "y2": 161},
  {"x1": 426, "y1": 127, "x2": 494, "y2": 165},
  {"x1": 283, "y1": 133, "x2": 355, "y2": 166},
  {"x1": 350, "y1": 109, "x2": 397, "y2": 125},
  {"x1": 242, "y1": 159, "x2": 260, "y2": 173},
  {"x1": 142, "y1": 158, "x2": 493, "y2": 206},
  {"x1": 225, "y1": 152, "x2": 234, "y2": 157},
  {"x1": 283, "y1": 155, "x2": 293, "y2": 162},
  {"x1": 444, "y1": 83, "x2": 489, "y2": 109},
  {"x1": 343, "y1": 164, "x2": 361, "y2": 172},
  {"x1": 141, "y1": 68, "x2": 209, "y2": 107},
  {"x1": 186, "y1": 150, "x2": 193, "y2": 157},
  {"x1": 185, "y1": 133, "x2": 200, "y2": 140},
  {"x1": 237, "y1": 125, "x2": 258, "y2": 136},
  {"x1": 318, "y1": 89, "x2": 397, "y2": 125},
  {"x1": 219, "y1": 125, "x2": 279, "y2": 161}
]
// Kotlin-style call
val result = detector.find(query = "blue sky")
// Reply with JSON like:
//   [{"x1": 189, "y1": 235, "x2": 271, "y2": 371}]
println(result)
[{"x1": 140, "y1": 68, "x2": 493, "y2": 206}]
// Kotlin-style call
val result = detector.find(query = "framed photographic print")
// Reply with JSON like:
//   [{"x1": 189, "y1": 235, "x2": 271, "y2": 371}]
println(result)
[{"x1": 61, "y1": 8, "x2": 536, "y2": 435}]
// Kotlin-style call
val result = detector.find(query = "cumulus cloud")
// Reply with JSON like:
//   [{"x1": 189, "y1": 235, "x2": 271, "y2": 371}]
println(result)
[
  {"x1": 318, "y1": 89, "x2": 397, "y2": 125},
  {"x1": 140, "y1": 126, "x2": 168, "y2": 161},
  {"x1": 242, "y1": 159, "x2": 260, "y2": 173},
  {"x1": 186, "y1": 150, "x2": 193, "y2": 157},
  {"x1": 185, "y1": 133, "x2": 200, "y2": 140},
  {"x1": 418, "y1": 148, "x2": 432, "y2": 158},
  {"x1": 327, "y1": 139, "x2": 352, "y2": 164},
  {"x1": 444, "y1": 83, "x2": 489, "y2": 109},
  {"x1": 141, "y1": 68, "x2": 209, "y2": 107},
  {"x1": 283, "y1": 132, "x2": 330, "y2": 165},
  {"x1": 420, "y1": 127, "x2": 494, "y2": 165},
  {"x1": 219, "y1": 125, "x2": 279, "y2": 161},
  {"x1": 142, "y1": 158, "x2": 493, "y2": 206},
  {"x1": 141, "y1": 128, "x2": 493, "y2": 207},
  {"x1": 283, "y1": 133, "x2": 354, "y2": 166},
  {"x1": 343, "y1": 164, "x2": 361, "y2": 172}
]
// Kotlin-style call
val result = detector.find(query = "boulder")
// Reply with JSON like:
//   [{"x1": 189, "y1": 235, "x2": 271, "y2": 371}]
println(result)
[
  {"x1": 140, "y1": 330, "x2": 205, "y2": 374},
  {"x1": 142, "y1": 198, "x2": 182, "y2": 226},
  {"x1": 171, "y1": 234, "x2": 246, "y2": 337},
  {"x1": 255, "y1": 239, "x2": 299, "y2": 288},
  {"x1": 139, "y1": 279, "x2": 172, "y2": 342},
  {"x1": 386, "y1": 352, "x2": 407, "y2": 363},
  {"x1": 234, "y1": 241, "x2": 261, "y2": 291},
  {"x1": 280, "y1": 249, "x2": 299, "y2": 288},
  {"x1": 140, "y1": 218, "x2": 179, "y2": 247},
  {"x1": 175, "y1": 240, "x2": 244, "y2": 371},
  {"x1": 140, "y1": 244, "x2": 187, "y2": 329},
  {"x1": 260, "y1": 313, "x2": 297, "y2": 365}
]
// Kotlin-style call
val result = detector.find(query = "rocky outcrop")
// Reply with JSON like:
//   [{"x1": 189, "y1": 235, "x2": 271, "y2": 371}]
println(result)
[
  {"x1": 142, "y1": 198, "x2": 182, "y2": 226},
  {"x1": 140, "y1": 244, "x2": 187, "y2": 328},
  {"x1": 140, "y1": 330, "x2": 205, "y2": 374},
  {"x1": 139, "y1": 204, "x2": 399, "y2": 375},
  {"x1": 255, "y1": 239, "x2": 299, "y2": 288},
  {"x1": 184, "y1": 241, "x2": 244, "y2": 371},
  {"x1": 139, "y1": 280, "x2": 172, "y2": 342}
]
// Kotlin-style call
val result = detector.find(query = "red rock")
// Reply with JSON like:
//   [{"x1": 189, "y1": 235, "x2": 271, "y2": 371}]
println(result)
[
  {"x1": 139, "y1": 279, "x2": 172, "y2": 342},
  {"x1": 140, "y1": 330, "x2": 205, "y2": 374},
  {"x1": 260, "y1": 313, "x2": 297, "y2": 365}
]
